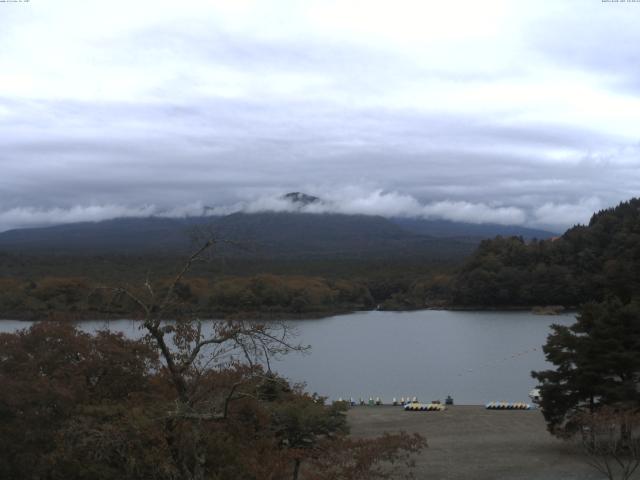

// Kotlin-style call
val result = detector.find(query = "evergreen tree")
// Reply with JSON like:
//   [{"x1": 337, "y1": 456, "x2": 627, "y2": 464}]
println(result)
[
  {"x1": 532, "y1": 297, "x2": 640, "y2": 436},
  {"x1": 453, "y1": 197, "x2": 640, "y2": 307}
]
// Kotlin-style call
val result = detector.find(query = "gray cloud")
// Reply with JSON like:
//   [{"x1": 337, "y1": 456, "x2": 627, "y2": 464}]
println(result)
[
  {"x1": 528, "y1": 2, "x2": 640, "y2": 94},
  {"x1": 1, "y1": 1, "x2": 639, "y2": 234},
  {"x1": 208, "y1": 188, "x2": 528, "y2": 225},
  {"x1": 1, "y1": 95, "x2": 638, "y2": 231},
  {"x1": 0, "y1": 187, "x2": 609, "y2": 233}
]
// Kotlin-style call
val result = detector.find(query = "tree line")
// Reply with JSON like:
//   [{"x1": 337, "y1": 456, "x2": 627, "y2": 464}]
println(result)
[
  {"x1": 0, "y1": 270, "x2": 458, "y2": 320},
  {"x1": 0, "y1": 274, "x2": 375, "y2": 320},
  {"x1": 452, "y1": 198, "x2": 640, "y2": 307}
]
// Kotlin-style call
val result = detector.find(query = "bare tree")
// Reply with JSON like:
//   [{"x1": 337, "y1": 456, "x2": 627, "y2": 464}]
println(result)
[
  {"x1": 576, "y1": 407, "x2": 640, "y2": 480},
  {"x1": 110, "y1": 238, "x2": 308, "y2": 480}
]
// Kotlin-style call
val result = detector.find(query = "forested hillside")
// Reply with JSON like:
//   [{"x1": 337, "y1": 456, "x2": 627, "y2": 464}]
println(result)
[
  {"x1": 452, "y1": 198, "x2": 640, "y2": 307},
  {"x1": 2, "y1": 199, "x2": 636, "y2": 317},
  {"x1": 0, "y1": 206, "x2": 554, "y2": 258},
  {"x1": 0, "y1": 212, "x2": 477, "y2": 259}
]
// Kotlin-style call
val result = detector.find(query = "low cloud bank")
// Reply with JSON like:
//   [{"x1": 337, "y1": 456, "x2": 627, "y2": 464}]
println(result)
[
  {"x1": 532, "y1": 197, "x2": 603, "y2": 230},
  {"x1": 0, "y1": 189, "x2": 612, "y2": 233},
  {"x1": 0, "y1": 203, "x2": 207, "y2": 232},
  {"x1": 226, "y1": 189, "x2": 528, "y2": 226}
]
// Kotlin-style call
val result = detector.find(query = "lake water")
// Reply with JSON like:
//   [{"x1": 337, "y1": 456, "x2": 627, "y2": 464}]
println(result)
[{"x1": 0, "y1": 310, "x2": 575, "y2": 405}]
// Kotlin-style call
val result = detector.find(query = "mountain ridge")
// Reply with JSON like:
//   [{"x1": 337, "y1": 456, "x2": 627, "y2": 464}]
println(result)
[{"x1": 0, "y1": 208, "x2": 556, "y2": 258}]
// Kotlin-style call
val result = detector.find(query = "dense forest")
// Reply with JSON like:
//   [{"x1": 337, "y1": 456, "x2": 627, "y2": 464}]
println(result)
[
  {"x1": 1, "y1": 198, "x2": 639, "y2": 319},
  {"x1": 452, "y1": 198, "x2": 640, "y2": 307},
  {"x1": 0, "y1": 274, "x2": 373, "y2": 320},
  {"x1": 0, "y1": 209, "x2": 466, "y2": 319},
  {"x1": 0, "y1": 264, "x2": 455, "y2": 320}
]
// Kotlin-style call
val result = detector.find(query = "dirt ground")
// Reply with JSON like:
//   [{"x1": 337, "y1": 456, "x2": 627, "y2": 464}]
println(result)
[{"x1": 347, "y1": 405, "x2": 630, "y2": 480}]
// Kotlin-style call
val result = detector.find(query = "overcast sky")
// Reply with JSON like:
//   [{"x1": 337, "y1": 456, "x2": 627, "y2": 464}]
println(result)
[{"x1": 1, "y1": 0, "x2": 639, "y2": 232}]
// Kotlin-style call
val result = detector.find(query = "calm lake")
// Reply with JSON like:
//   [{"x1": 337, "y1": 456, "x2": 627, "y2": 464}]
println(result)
[{"x1": 0, "y1": 310, "x2": 575, "y2": 405}]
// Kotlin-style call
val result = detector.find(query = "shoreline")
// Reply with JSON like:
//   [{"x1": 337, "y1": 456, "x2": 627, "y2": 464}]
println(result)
[{"x1": 0, "y1": 304, "x2": 577, "y2": 322}]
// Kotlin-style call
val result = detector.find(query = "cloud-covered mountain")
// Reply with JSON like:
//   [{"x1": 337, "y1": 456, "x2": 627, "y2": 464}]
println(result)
[
  {"x1": 0, "y1": 195, "x2": 556, "y2": 258},
  {"x1": 2, "y1": 1, "x2": 638, "y2": 241},
  {"x1": 0, "y1": 188, "x2": 579, "y2": 234}
]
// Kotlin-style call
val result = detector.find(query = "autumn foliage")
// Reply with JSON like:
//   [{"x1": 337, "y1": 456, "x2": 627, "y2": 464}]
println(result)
[
  {"x1": 0, "y1": 323, "x2": 424, "y2": 479},
  {"x1": 0, "y1": 274, "x2": 376, "y2": 320}
]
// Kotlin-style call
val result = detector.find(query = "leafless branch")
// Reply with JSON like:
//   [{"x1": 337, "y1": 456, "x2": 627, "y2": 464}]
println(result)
[
  {"x1": 157, "y1": 239, "x2": 215, "y2": 318},
  {"x1": 576, "y1": 407, "x2": 640, "y2": 480}
]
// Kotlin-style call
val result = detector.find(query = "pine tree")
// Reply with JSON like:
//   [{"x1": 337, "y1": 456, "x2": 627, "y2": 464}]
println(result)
[{"x1": 532, "y1": 297, "x2": 640, "y2": 436}]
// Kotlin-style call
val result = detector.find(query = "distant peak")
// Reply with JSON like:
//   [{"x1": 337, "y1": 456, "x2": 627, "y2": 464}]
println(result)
[{"x1": 281, "y1": 192, "x2": 321, "y2": 206}]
